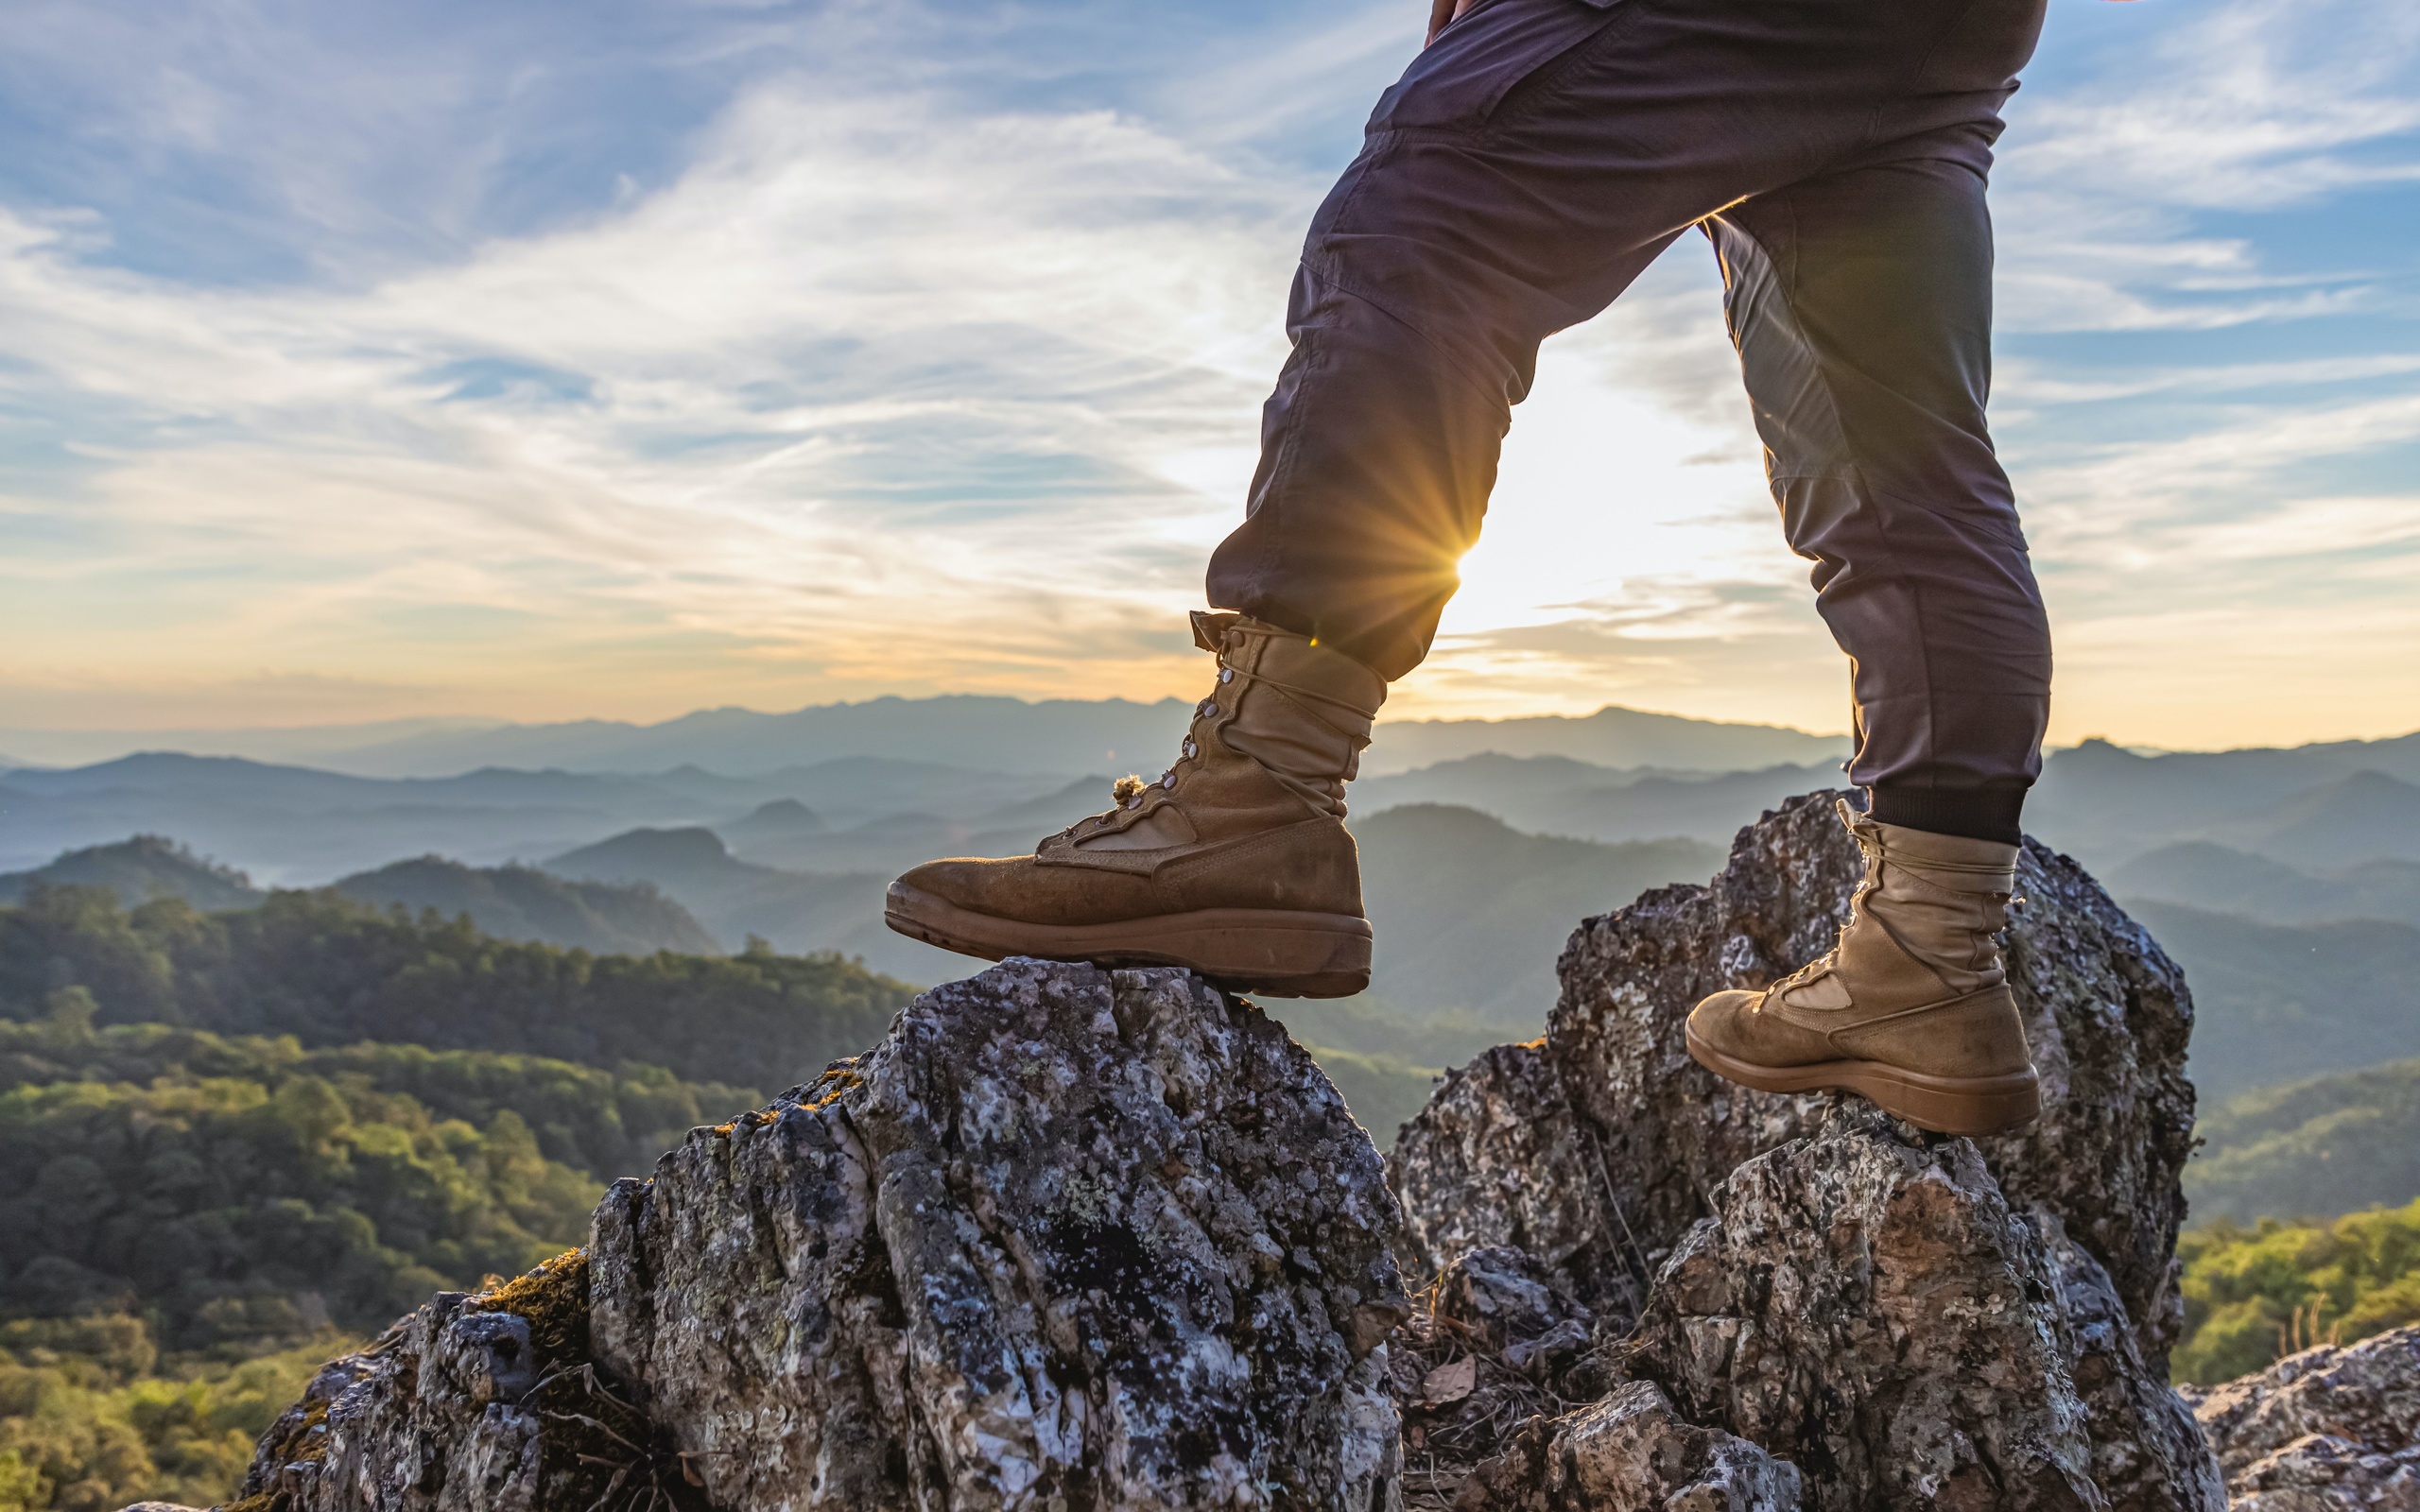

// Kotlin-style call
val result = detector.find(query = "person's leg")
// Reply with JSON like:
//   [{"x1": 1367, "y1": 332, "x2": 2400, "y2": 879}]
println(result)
[
  {"x1": 1685, "y1": 114, "x2": 2058, "y2": 1135},
  {"x1": 1708, "y1": 154, "x2": 2050, "y2": 844},
  {"x1": 1206, "y1": 0, "x2": 2040, "y2": 680},
  {"x1": 895, "y1": 0, "x2": 2048, "y2": 1001}
]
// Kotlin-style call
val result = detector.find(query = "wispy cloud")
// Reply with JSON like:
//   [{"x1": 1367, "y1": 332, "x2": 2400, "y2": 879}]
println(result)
[{"x1": 0, "y1": 0, "x2": 2415, "y2": 749}]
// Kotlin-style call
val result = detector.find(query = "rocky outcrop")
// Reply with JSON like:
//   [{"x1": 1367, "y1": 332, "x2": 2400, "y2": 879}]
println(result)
[
  {"x1": 1394, "y1": 793, "x2": 2224, "y2": 1512},
  {"x1": 2190, "y1": 1326, "x2": 2420, "y2": 1509},
  {"x1": 228, "y1": 1251, "x2": 665, "y2": 1512},
  {"x1": 1631, "y1": 1102, "x2": 2183, "y2": 1511},
  {"x1": 236, "y1": 960, "x2": 1408, "y2": 1512},
  {"x1": 1394, "y1": 791, "x2": 2201, "y2": 1368},
  {"x1": 2036, "y1": 1214, "x2": 2229, "y2": 1512}
]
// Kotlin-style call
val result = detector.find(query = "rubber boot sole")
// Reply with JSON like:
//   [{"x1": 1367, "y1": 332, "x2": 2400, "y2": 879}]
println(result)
[
  {"x1": 884, "y1": 882, "x2": 1373, "y2": 999},
  {"x1": 1685, "y1": 1024, "x2": 2042, "y2": 1137}
]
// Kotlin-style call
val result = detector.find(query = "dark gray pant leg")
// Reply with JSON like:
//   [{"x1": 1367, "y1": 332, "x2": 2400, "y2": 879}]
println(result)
[{"x1": 1710, "y1": 160, "x2": 2050, "y2": 841}]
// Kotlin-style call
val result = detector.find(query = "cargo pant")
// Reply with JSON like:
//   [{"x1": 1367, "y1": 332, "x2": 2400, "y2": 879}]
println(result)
[{"x1": 1205, "y1": 0, "x2": 2054, "y2": 842}]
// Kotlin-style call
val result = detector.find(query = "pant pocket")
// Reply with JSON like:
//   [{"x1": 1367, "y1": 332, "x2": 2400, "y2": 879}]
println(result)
[{"x1": 1367, "y1": 0, "x2": 1626, "y2": 132}]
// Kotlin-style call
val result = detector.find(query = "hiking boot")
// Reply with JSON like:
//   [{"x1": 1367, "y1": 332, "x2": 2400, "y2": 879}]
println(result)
[
  {"x1": 1685, "y1": 798, "x2": 2041, "y2": 1135},
  {"x1": 884, "y1": 611, "x2": 1385, "y2": 997}
]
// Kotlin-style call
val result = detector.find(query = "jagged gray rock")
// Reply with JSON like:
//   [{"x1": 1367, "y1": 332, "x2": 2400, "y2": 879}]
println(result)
[
  {"x1": 230, "y1": 1264, "x2": 595, "y2": 1512},
  {"x1": 1393, "y1": 790, "x2": 2201, "y2": 1374},
  {"x1": 236, "y1": 960, "x2": 1409, "y2": 1512},
  {"x1": 1431, "y1": 1246, "x2": 1591, "y2": 1363},
  {"x1": 1625, "y1": 1103, "x2": 2102, "y2": 1512},
  {"x1": 593, "y1": 959, "x2": 1408, "y2": 1510},
  {"x1": 2033, "y1": 1213, "x2": 2230, "y2": 1512},
  {"x1": 1386, "y1": 1045, "x2": 1633, "y2": 1319},
  {"x1": 2191, "y1": 1326, "x2": 2420, "y2": 1508},
  {"x1": 2226, "y1": 1435, "x2": 2420, "y2": 1511},
  {"x1": 1448, "y1": 1381, "x2": 1801, "y2": 1512}
]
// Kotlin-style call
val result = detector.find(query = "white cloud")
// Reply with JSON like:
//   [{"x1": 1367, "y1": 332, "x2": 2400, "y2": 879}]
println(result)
[{"x1": 1, "y1": 0, "x2": 2417, "y2": 750}]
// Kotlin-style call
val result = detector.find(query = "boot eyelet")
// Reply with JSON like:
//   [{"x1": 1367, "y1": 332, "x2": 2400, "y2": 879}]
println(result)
[
  {"x1": 1201, "y1": 702, "x2": 1218, "y2": 719},
  {"x1": 1182, "y1": 740, "x2": 1197, "y2": 759},
  {"x1": 1219, "y1": 668, "x2": 1234, "y2": 683},
  {"x1": 1160, "y1": 771, "x2": 1176, "y2": 788}
]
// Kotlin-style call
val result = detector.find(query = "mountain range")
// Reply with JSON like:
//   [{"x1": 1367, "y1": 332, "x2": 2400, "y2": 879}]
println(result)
[
  {"x1": 8, "y1": 696, "x2": 2420, "y2": 1166},
  {"x1": 1, "y1": 697, "x2": 1849, "y2": 781},
  {"x1": 10, "y1": 724, "x2": 2418, "y2": 887}
]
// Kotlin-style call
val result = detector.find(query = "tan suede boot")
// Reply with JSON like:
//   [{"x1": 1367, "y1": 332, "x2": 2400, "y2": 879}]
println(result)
[
  {"x1": 884, "y1": 611, "x2": 1385, "y2": 997},
  {"x1": 1685, "y1": 798, "x2": 2041, "y2": 1135}
]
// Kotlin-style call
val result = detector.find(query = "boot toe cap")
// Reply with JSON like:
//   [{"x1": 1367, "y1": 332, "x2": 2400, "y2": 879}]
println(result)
[
  {"x1": 1685, "y1": 988, "x2": 1764, "y2": 1057},
  {"x1": 1687, "y1": 988, "x2": 1842, "y2": 1071},
  {"x1": 893, "y1": 856, "x2": 1020, "y2": 913}
]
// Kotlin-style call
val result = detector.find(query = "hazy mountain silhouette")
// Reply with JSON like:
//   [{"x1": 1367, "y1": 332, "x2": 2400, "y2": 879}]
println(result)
[
  {"x1": 544, "y1": 826, "x2": 962, "y2": 981},
  {"x1": 1365, "y1": 705, "x2": 1845, "y2": 774},
  {"x1": 304, "y1": 696, "x2": 1196, "y2": 779},
  {"x1": 2247, "y1": 771, "x2": 2420, "y2": 869},
  {"x1": 0, "y1": 836, "x2": 723, "y2": 958},
  {"x1": 2024, "y1": 734, "x2": 2420, "y2": 869},
  {"x1": 1347, "y1": 803, "x2": 1723, "y2": 1022},
  {"x1": 2127, "y1": 901, "x2": 2420, "y2": 1100},
  {"x1": 74, "y1": 696, "x2": 1842, "y2": 782},
  {"x1": 331, "y1": 856, "x2": 720, "y2": 955},
  {"x1": 2113, "y1": 843, "x2": 2420, "y2": 928},
  {"x1": 1354, "y1": 755, "x2": 1844, "y2": 844},
  {"x1": 0, "y1": 751, "x2": 1071, "y2": 881},
  {"x1": 0, "y1": 835, "x2": 265, "y2": 910},
  {"x1": 717, "y1": 799, "x2": 824, "y2": 849}
]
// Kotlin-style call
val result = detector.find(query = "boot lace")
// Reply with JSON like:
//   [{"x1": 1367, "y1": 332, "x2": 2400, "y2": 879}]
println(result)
[{"x1": 1056, "y1": 638, "x2": 1371, "y2": 838}]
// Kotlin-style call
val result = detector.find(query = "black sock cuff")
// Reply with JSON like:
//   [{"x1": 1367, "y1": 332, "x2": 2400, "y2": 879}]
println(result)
[{"x1": 1864, "y1": 784, "x2": 2026, "y2": 846}]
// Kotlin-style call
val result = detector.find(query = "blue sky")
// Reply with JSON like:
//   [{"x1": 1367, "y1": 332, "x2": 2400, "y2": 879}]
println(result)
[{"x1": 0, "y1": 0, "x2": 2415, "y2": 749}]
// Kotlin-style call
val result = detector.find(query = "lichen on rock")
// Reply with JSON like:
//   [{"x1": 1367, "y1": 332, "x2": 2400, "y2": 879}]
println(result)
[{"x1": 233, "y1": 960, "x2": 1410, "y2": 1512}]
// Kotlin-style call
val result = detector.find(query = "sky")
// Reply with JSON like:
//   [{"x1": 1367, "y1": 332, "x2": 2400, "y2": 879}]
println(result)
[{"x1": 0, "y1": 0, "x2": 2416, "y2": 751}]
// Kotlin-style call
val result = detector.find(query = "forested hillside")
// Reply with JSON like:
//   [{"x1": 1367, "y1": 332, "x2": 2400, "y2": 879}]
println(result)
[
  {"x1": 0, "y1": 885, "x2": 914, "y2": 1090},
  {"x1": 2174, "y1": 1200, "x2": 2420, "y2": 1384},
  {"x1": 0, "y1": 892, "x2": 831, "y2": 1511},
  {"x1": 0, "y1": 1007, "x2": 746, "y2": 1510},
  {"x1": 2187, "y1": 1057, "x2": 2420, "y2": 1223}
]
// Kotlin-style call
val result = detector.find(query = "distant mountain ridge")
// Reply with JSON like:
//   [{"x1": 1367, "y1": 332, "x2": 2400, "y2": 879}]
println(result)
[
  {"x1": 0, "y1": 836, "x2": 725, "y2": 957},
  {"x1": 332, "y1": 856, "x2": 721, "y2": 956},
  {"x1": 5, "y1": 695, "x2": 1848, "y2": 781},
  {"x1": 2112, "y1": 843, "x2": 2420, "y2": 928},
  {"x1": 2027, "y1": 735, "x2": 2420, "y2": 871},
  {"x1": 0, "y1": 834, "x2": 265, "y2": 911},
  {"x1": 2125, "y1": 901, "x2": 2420, "y2": 1100}
]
